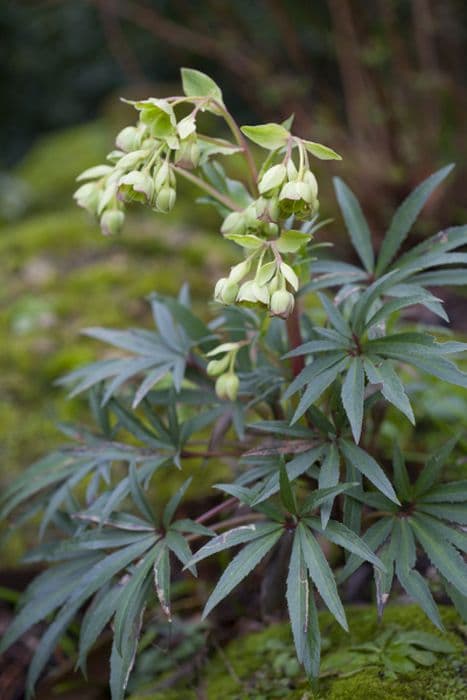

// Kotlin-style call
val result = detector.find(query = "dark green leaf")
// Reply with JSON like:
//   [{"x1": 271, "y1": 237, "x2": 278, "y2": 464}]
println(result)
[
  {"x1": 339, "y1": 440, "x2": 400, "y2": 504},
  {"x1": 202, "y1": 529, "x2": 283, "y2": 617},
  {"x1": 319, "y1": 443, "x2": 340, "y2": 528},
  {"x1": 341, "y1": 358, "x2": 365, "y2": 443},
  {"x1": 334, "y1": 178, "x2": 374, "y2": 273},
  {"x1": 376, "y1": 165, "x2": 454, "y2": 274}
]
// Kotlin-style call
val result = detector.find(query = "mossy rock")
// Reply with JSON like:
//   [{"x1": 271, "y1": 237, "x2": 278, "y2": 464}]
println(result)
[{"x1": 128, "y1": 605, "x2": 466, "y2": 700}]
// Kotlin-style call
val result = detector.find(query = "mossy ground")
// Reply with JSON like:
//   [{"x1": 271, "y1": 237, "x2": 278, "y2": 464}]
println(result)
[{"x1": 128, "y1": 605, "x2": 466, "y2": 700}]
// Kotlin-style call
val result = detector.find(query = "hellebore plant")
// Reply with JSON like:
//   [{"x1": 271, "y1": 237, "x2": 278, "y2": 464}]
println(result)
[{"x1": 1, "y1": 69, "x2": 467, "y2": 699}]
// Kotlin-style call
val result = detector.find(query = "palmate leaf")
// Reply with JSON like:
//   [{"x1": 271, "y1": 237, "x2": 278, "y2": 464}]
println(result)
[
  {"x1": 304, "y1": 517, "x2": 384, "y2": 570},
  {"x1": 202, "y1": 528, "x2": 283, "y2": 618},
  {"x1": 186, "y1": 522, "x2": 281, "y2": 567}
]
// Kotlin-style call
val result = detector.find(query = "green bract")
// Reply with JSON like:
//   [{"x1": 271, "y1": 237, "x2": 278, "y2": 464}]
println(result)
[{"x1": 2, "y1": 69, "x2": 466, "y2": 700}]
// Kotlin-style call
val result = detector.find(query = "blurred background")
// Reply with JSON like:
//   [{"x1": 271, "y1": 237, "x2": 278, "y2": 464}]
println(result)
[{"x1": 1, "y1": 0, "x2": 467, "y2": 558}]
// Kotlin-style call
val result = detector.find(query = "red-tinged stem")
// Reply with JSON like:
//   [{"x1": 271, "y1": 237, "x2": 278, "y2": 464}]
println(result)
[
  {"x1": 195, "y1": 496, "x2": 237, "y2": 523},
  {"x1": 286, "y1": 303, "x2": 305, "y2": 377}
]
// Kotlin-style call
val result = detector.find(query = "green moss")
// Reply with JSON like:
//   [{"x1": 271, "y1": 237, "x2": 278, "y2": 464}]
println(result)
[
  {"x1": 128, "y1": 605, "x2": 466, "y2": 700},
  {"x1": 15, "y1": 121, "x2": 111, "y2": 208}
]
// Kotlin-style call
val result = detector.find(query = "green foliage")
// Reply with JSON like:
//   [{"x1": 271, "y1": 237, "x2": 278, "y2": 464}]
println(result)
[{"x1": 1, "y1": 69, "x2": 467, "y2": 700}]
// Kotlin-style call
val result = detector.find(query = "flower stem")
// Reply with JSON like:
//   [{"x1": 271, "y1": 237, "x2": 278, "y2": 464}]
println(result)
[
  {"x1": 217, "y1": 105, "x2": 259, "y2": 196},
  {"x1": 286, "y1": 302, "x2": 305, "y2": 377},
  {"x1": 172, "y1": 165, "x2": 241, "y2": 211}
]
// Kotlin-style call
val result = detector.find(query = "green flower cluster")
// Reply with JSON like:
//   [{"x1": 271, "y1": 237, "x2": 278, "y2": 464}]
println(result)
[
  {"x1": 73, "y1": 97, "x2": 203, "y2": 234},
  {"x1": 206, "y1": 342, "x2": 241, "y2": 401},
  {"x1": 73, "y1": 69, "x2": 342, "y2": 318},
  {"x1": 214, "y1": 238, "x2": 302, "y2": 319}
]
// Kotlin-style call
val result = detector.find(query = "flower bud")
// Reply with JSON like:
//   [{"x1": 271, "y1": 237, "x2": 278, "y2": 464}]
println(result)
[
  {"x1": 221, "y1": 211, "x2": 245, "y2": 236},
  {"x1": 116, "y1": 126, "x2": 141, "y2": 152},
  {"x1": 270, "y1": 289, "x2": 295, "y2": 318},
  {"x1": 214, "y1": 277, "x2": 239, "y2": 304},
  {"x1": 118, "y1": 171, "x2": 154, "y2": 204},
  {"x1": 286, "y1": 159, "x2": 298, "y2": 181},
  {"x1": 154, "y1": 161, "x2": 170, "y2": 191},
  {"x1": 304, "y1": 170, "x2": 318, "y2": 200},
  {"x1": 258, "y1": 163, "x2": 287, "y2": 194},
  {"x1": 73, "y1": 182, "x2": 100, "y2": 215},
  {"x1": 117, "y1": 149, "x2": 149, "y2": 171},
  {"x1": 215, "y1": 373, "x2": 239, "y2": 401},
  {"x1": 265, "y1": 196, "x2": 280, "y2": 222},
  {"x1": 100, "y1": 209, "x2": 124, "y2": 236},
  {"x1": 237, "y1": 280, "x2": 269, "y2": 305},
  {"x1": 155, "y1": 186, "x2": 176, "y2": 213},
  {"x1": 207, "y1": 355, "x2": 230, "y2": 376},
  {"x1": 229, "y1": 259, "x2": 251, "y2": 284}
]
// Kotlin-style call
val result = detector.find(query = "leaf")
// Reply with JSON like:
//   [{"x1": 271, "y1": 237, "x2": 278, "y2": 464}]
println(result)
[
  {"x1": 338, "y1": 517, "x2": 393, "y2": 583},
  {"x1": 421, "y1": 480, "x2": 467, "y2": 503},
  {"x1": 0, "y1": 555, "x2": 100, "y2": 655},
  {"x1": 251, "y1": 447, "x2": 325, "y2": 505},
  {"x1": 412, "y1": 513, "x2": 467, "y2": 555},
  {"x1": 224, "y1": 233, "x2": 265, "y2": 249},
  {"x1": 365, "y1": 293, "x2": 437, "y2": 330},
  {"x1": 396, "y1": 559, "x2": 442, "y2": 630},
  {"x1": 163, "y1": 477, "x2": 192, "y2": 527},
  {"x1": 284, "y1": 339, "x2": 348, "y2": 358},
  {"x1": 279, "y1": 461, "x2": 298, "y2": 514},
  {"x1": 153, "y1": 542, "x2": 171, "y2": 619},
  {"x1": 280, "y1": 261, "x2": 299, "y2": 291},
  {"x1": 187, "y1": 522, "x2": 281, "y2": 566},
  {"x1": 300, "y1": 483, "x2": 358, "y2": 516},
  {"x1": 286, "y1": 532, "x2": 310, "y2": 664},
  {"x1": 109, "y1": 575, "x2": 148, "y2": 700},
  {"x1": 202, "y1": 529, "x2": 283, "y2": 618},
  {"x1": 392, "y1": 443, "x2": 412, "y2": 501},
  {"x1": 394, "y1": 630, "x2": 454, "y2": 654},
  {"x1": 129, "y1": 462, "x2": 154, "y2": 522},
  {"x1": 306, "y1": 517, "x2": 384, "y2": 570},
  {"x1": 339, "y1": 439, "x2": 400, "y2": 504},
  {"x1": 26, "y1": 602, "x2": 80, "y2": 697},
  {"x1": 319, "y1": 443, "x2": 340, "y2": 528},
  {"x1": 334, "y1": 177, "x2": 374, "y2": 273},
  {"x1": 298, "y1": 523, "x2": 348, "y2": 630},
  {"x1": 364, "y1": 358, "x2": 415, "y2": 424},
  {"x1": 414, "y1": 435, "x2": 459, "y2": 497},
  {"x1": 417, "y1": 503, "x2": 467, "y2": 524},
  {"x1": 79, "y1": 584, "x2": 122, "y2": 670},
  {"x1": 341, "y1": 358, "x2": 365, "y2": 443},
  {"x1": 351, "y1": 269, "x2": 404, "y2": 335},
  {"x1": 114, "y1": 546, "x2": 158, "y2": 653},
  {"x1": 291, "y1": 359, "x2": 349, "y2": 424},
  {"x1": 241, "y1": 123, "x2": 290, "y2": 149},
  {"x1": 180, "y1": 67, "x2": 223, "y2": 104},
  {"x1": 284, "y1": 352, "x2": 348, "y2": 400},
  {"x1": 410, "y1": 517, "x2": 467, "y2": 596},
  {"x1": 376, "y1": 165, "x2": 455, "y2": 274},
  {"x1": 302, "y1": 139, "x2": 342, "y2": 160},
  {"x1": 317, "y1": 292, "x2": 352, "y2": 338},
  {"x1": 276, "y1": 230, "x2": 311, "y2": 253},
  {"x1": 165, "y1": 530, "x2": 195, "y2": 573}
]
